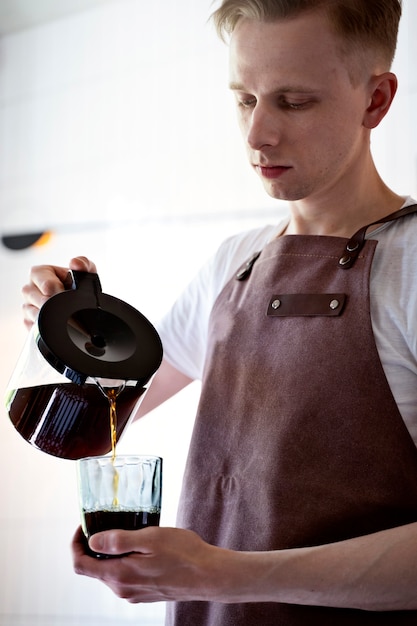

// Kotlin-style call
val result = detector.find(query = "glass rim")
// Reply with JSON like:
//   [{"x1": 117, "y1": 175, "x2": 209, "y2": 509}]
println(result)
[{"x1": 77, "y1": 454, "x2": 162, "y2": 465}]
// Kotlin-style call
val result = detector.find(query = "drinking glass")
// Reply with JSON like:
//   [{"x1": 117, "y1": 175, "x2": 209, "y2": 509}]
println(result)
[{"x1": 77, "y1": 454, "x2": 162, "y2": 557}]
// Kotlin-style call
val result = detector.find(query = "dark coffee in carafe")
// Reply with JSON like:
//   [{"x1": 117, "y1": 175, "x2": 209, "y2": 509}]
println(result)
[{"x1": 7, "y1": 382, "x2": 144, "y2": 459}]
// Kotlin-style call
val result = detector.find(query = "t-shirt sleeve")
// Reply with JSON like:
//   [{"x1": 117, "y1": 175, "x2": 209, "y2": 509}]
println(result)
[
  {"x1": 155, "y1": 253, "x2": 216, "y2": 380},
  {"x1": 155, "y1": 222, "x2": 285, "y2": 380}
]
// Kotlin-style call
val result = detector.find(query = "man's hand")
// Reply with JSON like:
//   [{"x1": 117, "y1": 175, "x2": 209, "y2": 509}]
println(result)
[
  {"x1": 22, "y1": 256, "x2": 97, "y2": 329},
  {"x1": 72, "y1": 525, "x2": 233, "y2": 604}
]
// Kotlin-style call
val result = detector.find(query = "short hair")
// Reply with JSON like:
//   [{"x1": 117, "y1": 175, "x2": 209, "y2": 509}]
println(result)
[{"x1": 211, "y1": 0, "x2": 402, "y2": 71}]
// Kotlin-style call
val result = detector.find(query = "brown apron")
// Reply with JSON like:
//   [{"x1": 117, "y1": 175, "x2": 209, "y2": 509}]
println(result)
[{"x1": 167, "y1": 206, "x2": 417, "y2": 625}]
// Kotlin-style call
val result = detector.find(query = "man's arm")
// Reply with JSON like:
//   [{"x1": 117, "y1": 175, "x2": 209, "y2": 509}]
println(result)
[
  {"x1": 134, "y1": 357, "x2": 194, "y2": 419},
  {"x1": 73, "y1": 521, "x2": 417, "y2": 610}
]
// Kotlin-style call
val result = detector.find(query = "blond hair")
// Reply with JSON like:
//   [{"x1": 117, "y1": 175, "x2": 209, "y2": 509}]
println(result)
[{"x1": 211, "y1": 0, "x2": 401, "y2": 71}]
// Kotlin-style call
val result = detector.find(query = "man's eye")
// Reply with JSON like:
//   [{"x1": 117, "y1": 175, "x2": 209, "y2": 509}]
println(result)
[
  {"x1": 237, "y1": 98, "x2": 256, "y2": 109},
  {"x1": 286, "y1": 102, "x2": 306, "y2": 110},
  {"x1": 279, "y1": 98, "x2": 311, "y2": 110}
]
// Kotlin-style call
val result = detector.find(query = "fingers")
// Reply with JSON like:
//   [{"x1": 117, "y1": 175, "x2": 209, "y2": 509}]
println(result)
[
  {"x1": 21, "y1": 256, "x2": 97, "y2": 328},
  {"x1": 72, "y1": 526, "x2": 116, "y2": 579},
  {"x1": 72, "y1": 526, "x2": 172, "y2": 604},
  {"x1": 23, "y1": 264, "x2": 68, "y2": 300},
  {"x1": 72, "y1": 526, "x2": 92, "y2": 564},
  {"x1": 22, "y1": 265, "x2": 67, "y2": 328},
  {"x1": 72, "y1": 526, "x2": 156, "y2": 602}
]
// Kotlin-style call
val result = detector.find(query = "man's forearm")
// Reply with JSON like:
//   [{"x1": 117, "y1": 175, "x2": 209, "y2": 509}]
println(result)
[{"x1": 212, "y1": 521, "x2": 417, "y2": 611}]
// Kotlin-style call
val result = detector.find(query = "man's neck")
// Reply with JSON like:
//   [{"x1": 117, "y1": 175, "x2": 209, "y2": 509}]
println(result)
[{"x1": 284, "y1": 177, "x2": 404, "y2": 238}]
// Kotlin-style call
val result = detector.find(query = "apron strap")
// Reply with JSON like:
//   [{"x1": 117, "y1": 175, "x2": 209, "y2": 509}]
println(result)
[
  {"x1": 236, "y1": 203, "x2": 417, "y2": 280},
  {"x1": 339, "y1": 203, "x2": 417, "y2": 269}
]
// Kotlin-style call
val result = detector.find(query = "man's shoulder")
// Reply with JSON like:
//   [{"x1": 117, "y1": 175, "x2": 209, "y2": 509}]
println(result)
[{"x1": 216, "y1": 220, "x2": 287, "y2": 261}]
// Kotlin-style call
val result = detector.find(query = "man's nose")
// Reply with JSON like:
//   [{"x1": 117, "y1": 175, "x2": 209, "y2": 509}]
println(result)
[{"x1": 246, "y1": 105, "x2": 280, "y2": 150}]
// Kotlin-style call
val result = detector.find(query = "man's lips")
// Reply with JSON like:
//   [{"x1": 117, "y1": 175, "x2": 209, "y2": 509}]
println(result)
[{"x1": 255, "y1": 165, "x2": 291, "y2": 179}]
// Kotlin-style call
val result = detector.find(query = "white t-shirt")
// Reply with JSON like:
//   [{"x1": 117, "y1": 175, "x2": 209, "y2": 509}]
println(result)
[{"x1": 157, "y1": 198, "x2": 417, "y2": 444}]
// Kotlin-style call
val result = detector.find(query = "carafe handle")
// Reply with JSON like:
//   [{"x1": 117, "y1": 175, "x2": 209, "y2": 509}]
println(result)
[{"x1": 69, "y1": 270, "x2": 102, "y2": 295}]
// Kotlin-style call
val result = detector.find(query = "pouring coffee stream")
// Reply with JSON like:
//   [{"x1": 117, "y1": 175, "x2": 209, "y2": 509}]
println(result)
[
  {"x1": 94, "y1": 378, "x2": 126, "y2": 506},
  {"x1": 5, "y1": 271, "x2": 163, "y2": 461}
]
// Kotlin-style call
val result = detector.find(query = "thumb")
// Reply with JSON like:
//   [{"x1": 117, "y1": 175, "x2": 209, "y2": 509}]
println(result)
[
  {"x1": 69, "y1": 256, "x2": 98, "y2": 274},
  {"x1": 89, "y1": 528, "x2": 157, "y2": 556}
]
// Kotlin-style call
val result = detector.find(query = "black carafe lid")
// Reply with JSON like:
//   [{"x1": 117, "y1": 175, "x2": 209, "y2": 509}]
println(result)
[{"x1": 37, "y1": 271, "x2": 163, "y2": 385}]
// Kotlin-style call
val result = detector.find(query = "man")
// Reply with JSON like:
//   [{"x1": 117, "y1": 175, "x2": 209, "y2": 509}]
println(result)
[{"x1": 23, "y1": 1, "x2": 417, "y2": 624}]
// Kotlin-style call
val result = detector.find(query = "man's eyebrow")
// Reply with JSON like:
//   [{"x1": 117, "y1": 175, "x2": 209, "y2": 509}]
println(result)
[
  {"x1": 229, "y1": 81, "x2": 245, "y2": 91},
  {"x1": 228, "y1": 82, "x2": 318, "y2": 94}
]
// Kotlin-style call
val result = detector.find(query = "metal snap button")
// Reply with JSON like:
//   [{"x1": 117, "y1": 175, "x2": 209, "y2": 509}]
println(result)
[
  {"x1": 329, "y1": 299, "x2": 340, "y2": 310},
  {"x1": 339, "y1": 255, "x2": 351, "y2": 266},
  {"x1": 271, "y1": 299, "x2": 281, "y2": 310},
  {"x1": 347, "y1": 241, "x2": 359, "y2": 252}
]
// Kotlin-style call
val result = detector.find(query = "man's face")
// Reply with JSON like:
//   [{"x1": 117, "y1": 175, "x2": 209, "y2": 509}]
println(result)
[{"x1": 229, "y1": 12, "x2": 374, "y2": 205}]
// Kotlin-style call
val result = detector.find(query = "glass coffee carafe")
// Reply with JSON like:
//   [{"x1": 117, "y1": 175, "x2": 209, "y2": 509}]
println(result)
[{"x1": 5, "y1": 271, "x2": 163, "y2": 460}]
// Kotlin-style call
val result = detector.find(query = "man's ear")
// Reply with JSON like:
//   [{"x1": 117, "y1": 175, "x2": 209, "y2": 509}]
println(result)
[{"x1": 363, "y1": 72, "x2": 398, "y2": 129}]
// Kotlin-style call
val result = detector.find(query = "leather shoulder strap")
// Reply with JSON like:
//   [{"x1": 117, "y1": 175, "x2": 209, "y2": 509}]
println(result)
[
  {"x1": 236, "y1": 203, "x2": 417, "y2": 279},
  {"x1": 339, "y1": 203, "x2": 417, "y2": 269}
]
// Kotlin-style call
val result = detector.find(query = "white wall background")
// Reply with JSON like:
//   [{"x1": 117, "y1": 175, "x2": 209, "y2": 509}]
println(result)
[{"x1": 0, "y1": 1, "x2": 416, "y2": 625}]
